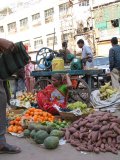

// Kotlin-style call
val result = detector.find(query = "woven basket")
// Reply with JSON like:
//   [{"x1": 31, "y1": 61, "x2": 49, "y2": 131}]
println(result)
[{"x1": 59, "y1": 112, "x2": 82, "y2": 122}]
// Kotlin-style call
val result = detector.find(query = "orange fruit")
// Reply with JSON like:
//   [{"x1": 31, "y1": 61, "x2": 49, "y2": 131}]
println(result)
[
  {"x1": 30, "y1": 112, "x2": 34, "y2": 116},
  {"x1": 17, "y1": 126, "x2": 23, "y2": 132},
  {"x1": 16, "y1": 117, "x2": 21, "y2": 121},
  {"x1": 12, "y1": 126, "x2": 18, "y2": 133},
  {"x1": 34, "y1": 111, "x2": 39, "y2": 116},
  {"x1": 33, "y1": 116, "x2": 38, "y2": 122},
  {"x1": 7, "y1": 126, "x2": 13, "y2": 132},
  {"x1": 9, "y1": 120, "x2": 15, "y2": 125},
  {"x1": 25, "y1": 110, "x2": 31, "y2": 114},
  {"x1": 29, "y1": 108, "x2": 35, "y2": 112},
  {"x1": 25, "y1": 113, "x2": 30, "y2": 117},
  {"x1": 14, "y1": 121, "x2": 19, "y2": 125}
]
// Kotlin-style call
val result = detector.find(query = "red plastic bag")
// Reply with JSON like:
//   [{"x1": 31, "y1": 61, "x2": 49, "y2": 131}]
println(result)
[{"x1": 37, "y1": 84, "x2": 66, "y2": 115}]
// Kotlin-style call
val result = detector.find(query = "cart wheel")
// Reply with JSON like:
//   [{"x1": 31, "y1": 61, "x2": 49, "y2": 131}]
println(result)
[
  {"x1": 69, "y1": 77, "x2": 91, "y2": 103},
  {"x1": 36, "y1": 47, "x2": 58, "y2": 70},
  {"x1": 34, "y1": 78, "x2": 52, "y2": 91}
]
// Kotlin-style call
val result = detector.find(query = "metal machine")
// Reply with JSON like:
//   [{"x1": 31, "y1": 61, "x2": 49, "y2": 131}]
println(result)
[{"x1": 36, "y1": 47, "x2": 82, "y2": 70}]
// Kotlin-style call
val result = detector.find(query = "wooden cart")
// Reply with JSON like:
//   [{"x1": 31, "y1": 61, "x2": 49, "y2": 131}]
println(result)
[{"x1": 31, "y1": 69, "x2": 104, "y2": 103}]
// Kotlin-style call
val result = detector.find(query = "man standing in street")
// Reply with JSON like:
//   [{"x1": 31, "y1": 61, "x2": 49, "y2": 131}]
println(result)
[
  {"x1": 0, "y1": 38, "x2": 21, "y2": 154},
  {"x1": 59, "y1": 41, "x2": 71, "y2": 64},
  {"x1": 77, "y1": 39, "x2": 94, "y2": 69},
  {"x1": 109, "y1": 37, "x2": 120, "y2": 90}
]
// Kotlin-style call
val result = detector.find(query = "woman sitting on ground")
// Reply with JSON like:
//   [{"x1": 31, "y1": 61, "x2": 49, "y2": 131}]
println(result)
[{"x1": 37, "y1": 73, "x2": 72, "y2": 115}]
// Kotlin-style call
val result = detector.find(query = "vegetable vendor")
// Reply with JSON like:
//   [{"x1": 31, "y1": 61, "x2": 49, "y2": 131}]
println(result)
[{"x1": 37, "y1": 73, "x2": 72, "y2": 115}]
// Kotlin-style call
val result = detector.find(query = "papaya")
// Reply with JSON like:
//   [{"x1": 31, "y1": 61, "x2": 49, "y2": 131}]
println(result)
[
  {"x1": 44, "y1": 136, "x2": 59, "y2": 149},
  {"x1": 34, "y1": 130, "x2": 49, "y2": 144}
]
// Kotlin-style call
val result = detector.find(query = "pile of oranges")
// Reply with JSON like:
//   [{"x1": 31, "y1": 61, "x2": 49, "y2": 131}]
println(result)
[
  {"x1": 7, "y1": 117, "x2": 24, "y2": 134},
  {"x1": 7, "y1": 108, "x2": 55, "y2": 134},
  {"x1": 24, "y1": 108, "x2": 55, "y2": 123}
]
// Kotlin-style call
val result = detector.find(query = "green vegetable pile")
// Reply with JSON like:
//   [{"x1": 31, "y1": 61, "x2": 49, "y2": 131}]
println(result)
[
  {"x1": 43, "y1": 120, "x2": 71, "y2": 130},
  {"x1": 67, "y1": 101, "x2": 93, "y2": 114},
  {"x1": 23, "y1": 120, "x2": 71, "y2": 150}
]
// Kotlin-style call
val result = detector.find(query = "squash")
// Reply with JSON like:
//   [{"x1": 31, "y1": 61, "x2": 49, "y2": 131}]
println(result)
[
  {"x1": 34, "y1": 130, "x2": 49, "y2": 144},
  {"x1": 30, "y1": 130, "x2": 36, "y2": 139},
  {"x1": 24, "y1": 129, "x2": 30, "y2": 138},
  {"x1": 50, "y1": 130, "x2": 64, "y2": 139},
  {"x1": 28, "y1": 123, "x2": 35, "y2": 131},
  {"x1": 44, "y1": 136, "x2": 59, "y2": 149}
]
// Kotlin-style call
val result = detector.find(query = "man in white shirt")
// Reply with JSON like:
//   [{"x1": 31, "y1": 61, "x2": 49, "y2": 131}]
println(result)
[{"x1": 77, "y1": 39, "x2": 94, "y2": 69}]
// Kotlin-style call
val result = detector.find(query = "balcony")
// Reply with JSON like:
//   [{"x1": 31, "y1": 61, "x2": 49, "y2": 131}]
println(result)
[
  {"x1": 45, "y1": 17, "x2": 53, "y2": 24},
  {"x1": 32, "y1": 20, "x2": 41, "y2": 27},
  {"x1": 59, "y1": 12, "x2": 72, "y2": 19},
  {"x1": 20, "y1": 25, "x2": 29, "y2": 31},
  {"x1": 8, "y1": 28, "x2": 17, "y2": 34}
]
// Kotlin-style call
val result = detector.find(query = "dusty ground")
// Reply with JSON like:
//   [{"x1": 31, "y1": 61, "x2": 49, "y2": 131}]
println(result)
[{"x1": 0, "y1": 134, "x2": 119, "y2": 160}]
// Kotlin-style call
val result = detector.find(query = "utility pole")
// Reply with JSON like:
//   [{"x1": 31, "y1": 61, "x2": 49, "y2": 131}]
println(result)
[{"x1": 53, "y1": 28, "x2": 55, "y2": 50}]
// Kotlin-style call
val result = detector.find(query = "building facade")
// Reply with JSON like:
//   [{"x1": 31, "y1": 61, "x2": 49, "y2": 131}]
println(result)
[
  {"x1": 0, "y1": 0, "x2": 92, "y2": 60},
  {"x1": 92, "y1": 0, "x2": 120, "y2": 56}
]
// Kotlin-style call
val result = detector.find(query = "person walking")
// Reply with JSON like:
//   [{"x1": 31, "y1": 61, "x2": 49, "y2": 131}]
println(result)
[
  {"x1": 59, "y1": 41, "x2": 71, "y2": 64},
  {"x1": 0, "y1": 38, "x2": 21, "y2": 154},
  {"x1": 25, "y1": 57, "x2": 35, "y2": 92},
  {"x1": 109, "y1": 37, "x2": 120, "y2": 90},
  {"x1": 77, "y1": 39, "x2": 94, "y2": 69}
]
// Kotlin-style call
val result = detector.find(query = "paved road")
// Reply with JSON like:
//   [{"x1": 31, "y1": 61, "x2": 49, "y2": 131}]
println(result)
[{"x1": 1, "y1": 134, "x2": 120, "y2": 160}]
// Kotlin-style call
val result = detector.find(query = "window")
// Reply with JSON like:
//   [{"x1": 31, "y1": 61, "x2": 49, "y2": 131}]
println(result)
[
  {"x1": 20, "y1": 18, "x2": 28, "y2": 27},
  {"x1": 59, "y1": 2, "x2": 71, "y2": 18},
  {"x1": 47, "y1": 36, "x2": 57, "y2": 46},
  {"x1": 111, "y1": 19, "x2": 119, "y2": 27},
  {"x1": 34, "y1": 38, "x2": 43, "y2": 49},
  {"x1": 45, "y1": 8, "x2": 54, "y2": 23},
  {"x1": 93, "y1": 57, "x2": 109, "y2": 66},
  {"x1": 32, "y1": 13, "x2": 40, "y2": 21},
  {"x1": 8, "y1": 22, "x2": 16, "y2": 32},
  {"x1": 79, "y1": 0, "x2": 89, "y2": 6},
  {"x1": 0, "y1": 26, "x2": 4, "y2": 33},
  {"x1": 59, "y1": 2, "x2": 69, "y2": 13},
  {"x1": 62, "y1": 32, "x2": 73, "y2": 41}
]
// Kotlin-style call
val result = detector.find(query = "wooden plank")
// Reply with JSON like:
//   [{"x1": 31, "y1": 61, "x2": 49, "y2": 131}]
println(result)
[{"x1": 31, "y1": 69, "x2": 105, "y2": 77}]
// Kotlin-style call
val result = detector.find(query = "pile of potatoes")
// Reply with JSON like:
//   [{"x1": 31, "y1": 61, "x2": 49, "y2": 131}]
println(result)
[{"x1": 64, "y1": 112, "x2": 120, "y2": 154}]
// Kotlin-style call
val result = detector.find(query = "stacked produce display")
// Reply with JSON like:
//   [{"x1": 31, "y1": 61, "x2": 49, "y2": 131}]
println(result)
[
  {"x1": 99, "y1": 83, "x2": 117, "y2": 100},
  {"x1": 23, "y1": 122, "x2": 66, "y2": 149},
  {"x1": 8, "y1": 116, "x2": 24, "y2": 134},
  {"x1": 17, "y1": 92, "x2": 37, "y2": 103},
  {"x1": 7, "y1": 108, "x2": 55, "y2": 134},
  {"x1": 64, "y1": 111, "x2": 120, "y2": 154},
  {"x1": 67, "y1": 101, "x2": 93, "y2": 115},
  {"x1": 7, "y1": 108, "x2": 25, "y2": 120},
  {"x1": 7, "y1": 91, "x2": 120, "y2": 154},
  {"x1": 15, "y1": 92, "x2": 37, "y2": 108},
  {"x1": 7, "y1": 107, "x2": 70, "y2": 149}
]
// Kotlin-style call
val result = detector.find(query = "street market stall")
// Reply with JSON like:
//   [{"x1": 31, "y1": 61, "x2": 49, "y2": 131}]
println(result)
[
  {"x1": 31, "y1": 69, "x2": 104, "y2": 90},
  {"x1": 6, "y1": 47, "x2": 120, "y2": 155},
  {"x1": 6, "y1": 82, "x2": 120, "y2": 154}
]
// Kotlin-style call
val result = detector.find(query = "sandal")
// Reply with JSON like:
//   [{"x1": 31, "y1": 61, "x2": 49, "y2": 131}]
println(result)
[{"x1": 0, "y1": 143, "x2": 21, "y2": 154}]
